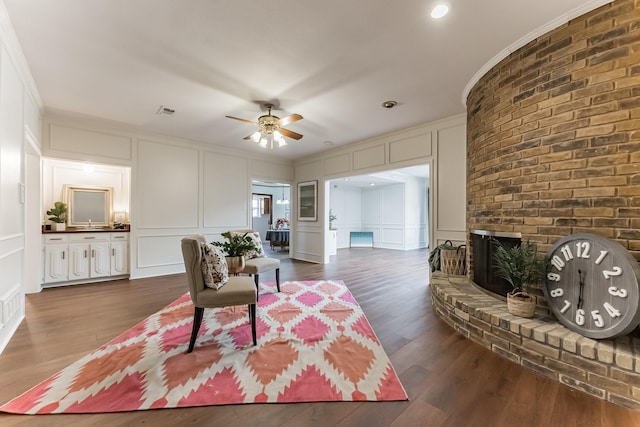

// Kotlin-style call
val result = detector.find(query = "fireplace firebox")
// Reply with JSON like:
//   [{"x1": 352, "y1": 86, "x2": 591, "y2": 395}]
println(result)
[{"x1": 470, "y1": 230, "x2": 522, "y2": 298}]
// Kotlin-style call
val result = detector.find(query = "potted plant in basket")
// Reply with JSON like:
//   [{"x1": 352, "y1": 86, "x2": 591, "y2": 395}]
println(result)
[
  {"x1": 212, "y1": 231, "x2": 259, "y2": 274},
  {"x1": 46, "y1": 201, "x2": 68, "y2": 231},
  {"x1": 492, "y1": 239, "x2": 547, "y2": 318}
]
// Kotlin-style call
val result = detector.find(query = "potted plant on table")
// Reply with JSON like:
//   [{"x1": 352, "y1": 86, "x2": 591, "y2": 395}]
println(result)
[
  {"x1": 212, "y1": 231, "x2": 259, "y2": 274},
  {"x1": 46, "y1": 201, "x2": 68, "y2": 231},
  {"x1": 492, "y1": 239, "x2": 547, "y2": 318}
]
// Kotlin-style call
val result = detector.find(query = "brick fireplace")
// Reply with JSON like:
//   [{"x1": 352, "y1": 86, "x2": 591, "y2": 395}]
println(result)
[
  {"x1": 466, "y1": 0, "x2": 640, "y2": 274},
  {"x1": 431, "y1": 0, "x2": 640, "y2": 410}
]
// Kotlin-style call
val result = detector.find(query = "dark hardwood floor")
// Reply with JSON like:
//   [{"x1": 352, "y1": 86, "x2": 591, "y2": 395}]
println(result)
[{"x1": 1, "y1": 247, "x2": 639, "y2": 426}]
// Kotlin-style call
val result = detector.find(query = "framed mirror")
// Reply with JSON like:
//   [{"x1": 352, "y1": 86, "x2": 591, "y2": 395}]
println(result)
[
  {"x1": 64, "y1": 185, "x2": 113, "y2": 228},
  {"x1": 297, "y1": 180, "x2": 317, "y2": 221}
]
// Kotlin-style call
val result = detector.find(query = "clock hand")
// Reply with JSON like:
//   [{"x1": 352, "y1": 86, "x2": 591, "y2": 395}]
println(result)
[{"x1": 577, "y1": 269, "x2": 584, "y2": 309}]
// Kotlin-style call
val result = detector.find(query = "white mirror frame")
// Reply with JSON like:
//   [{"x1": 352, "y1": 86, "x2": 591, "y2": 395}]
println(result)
[{"x1": 64, "y1": 185, "x2": 113, "y2": 228}]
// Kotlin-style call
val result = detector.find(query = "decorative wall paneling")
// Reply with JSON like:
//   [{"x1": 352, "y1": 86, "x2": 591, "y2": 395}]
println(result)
[{"x1": 295, "y1": 114, "x2": 465, "y2": 263}]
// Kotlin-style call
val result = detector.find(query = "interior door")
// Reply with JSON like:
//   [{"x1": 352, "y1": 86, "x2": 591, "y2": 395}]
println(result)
[{"x1": 251, "y1": 193, "x2": 272, "y2": 238}]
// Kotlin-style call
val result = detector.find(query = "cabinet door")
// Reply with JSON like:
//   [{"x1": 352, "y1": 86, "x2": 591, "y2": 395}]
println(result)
[
  {"x1": 90, "y1": 242, "x2": 111, "y2": 278},
  {"x1": 44, "y1": 245, "x2": 68, "y2": 283},
  {"x1": 110, "y1": 241, "x2": 128, "y2": 275},
  {"x1": 68, "y1": 244, "x2": 90, "y2": 280},
  {"x1": 328, "y1": 230, "x2": 337, "y2": 255}
]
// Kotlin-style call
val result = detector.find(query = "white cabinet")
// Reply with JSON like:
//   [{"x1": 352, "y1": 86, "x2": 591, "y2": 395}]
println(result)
[
  {"x1": 89, "y1": 242, "x2": 111, "y2": 278},
  {"x1": 68, "y1": 243, "x2": 90, "y2": 280},
  {"x1": 43, "y1": 235, "x2": 69, "y2": 284},
  {"x1": 328, "y1": 230, "x2": 337, "y2": 255},
  {"x1": 42, "y1": 232, "x2": 129, "y2": 286},
  {"x1": 110, "y1": 234, "x2": 129, "y2": 276}
]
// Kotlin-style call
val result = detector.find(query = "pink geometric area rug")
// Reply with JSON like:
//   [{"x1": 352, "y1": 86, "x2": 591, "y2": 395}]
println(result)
[{"x1": 1, "y1": 280, "x2": 407, "y2": 414}]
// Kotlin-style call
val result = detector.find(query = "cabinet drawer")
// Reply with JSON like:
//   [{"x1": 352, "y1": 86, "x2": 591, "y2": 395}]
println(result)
[
  {"x1": 110, "y1": 233, "x2": 129, "y2": 242},
  {"x1": 69, "y1": 233, "x2": 110, "y2": 243},
  {"x1": 43, "y1": 235, "x2": 68, "y2": 244}
]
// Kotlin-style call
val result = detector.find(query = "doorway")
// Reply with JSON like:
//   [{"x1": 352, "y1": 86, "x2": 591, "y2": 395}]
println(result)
[
  {"x1": 251, "y1": 181, "x2": 291, "y2": 242},
  {"x1": 327, "y1": 164, "x2": 430, "y2": 256},
  {"x1": 251, "y1": 193, "x2": 272, "y2": 237}
]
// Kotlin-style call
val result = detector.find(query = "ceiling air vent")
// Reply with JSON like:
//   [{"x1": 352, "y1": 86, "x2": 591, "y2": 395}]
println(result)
[{"x1": 156, "y1": 105, "x2": 175, "y2": 116}]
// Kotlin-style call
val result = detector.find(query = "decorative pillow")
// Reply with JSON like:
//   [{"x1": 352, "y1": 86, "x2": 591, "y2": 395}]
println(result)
[
  {"x1": 200, "y1": 242, "x2": 229, "y2": 290},
  {"x1": 232, "y1": 231, "x2": 265, "y2": 259}
]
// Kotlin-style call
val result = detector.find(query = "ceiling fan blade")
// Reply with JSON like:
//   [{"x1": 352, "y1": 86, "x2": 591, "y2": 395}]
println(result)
[
  {"x1": 279, "y1": 128, "x2": 303, "y2": 140},
  {"x1": 225, "y1": 115, "x2": 258, "y2": 126},
  {"x1": 277, "y1": 113, "x2": 303, "y2": 127}
]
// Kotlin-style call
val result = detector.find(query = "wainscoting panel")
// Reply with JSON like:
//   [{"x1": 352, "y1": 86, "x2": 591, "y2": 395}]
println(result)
[
  {"x1": 389, "y1": 131, "x2": 432, "y2": 164},
  {"x1": 137, "y1": 140, "x2": 199, "y2": 228},
  {"x1": 2, "y1": 285, "x2": 22, "y2": 325},
  {"x1": 249, "y1": 158, "x2": 293, "y2": 183},
  {"x1": 136, "y1": 234, "x2": 185, "y2": 270},
  {"x1": 324, "y1": 153, "x2": 351, "y2": 176},
  {"x1": 203, "y1": 151, "x2": 249, "y2": 228},
  {"x1": 380, "y1": 227, "x2": 404, "y2": 249},
  {"x1": 292, "y1": 229, "x2": 324, "y2": 263},
  {"x1": 352, "y1": 144, "x2": 386, "y2": 171},
  {"x1": 49, "y1": 124, "x2": 133, "y2": 161},
  {"x1": 0, "y1": 248, "x2": 25, "y2": 353}
]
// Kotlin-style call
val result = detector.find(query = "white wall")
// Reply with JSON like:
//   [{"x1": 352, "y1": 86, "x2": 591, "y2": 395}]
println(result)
[
  {"x1": 0, "y1": 1, "x2": 43, "y2": 353},
  {"x1": 330, "y1": 178, "x2": 428, "y2": 250},
  {"x1": 0, "y1": 1, "x2": 464, "y2": 355},
  {"x1": 433, "y1": 124, "x2": 467, "y2": 247},
  {"x1": 42, "y1": 159, "x2": 130, "y2": 225},
  {"x1": 294, "y1": 115, "x2": 465, "y2": 263},
  {"x1": 40, "y1": 113, "x2": 294, "y2": 280},
  {"x1": 251, "y1": 183, "x2": 290, "y2": 238},
  {"x1": 404, "y1": 176, "x2": 429, "y2": 250},
  {"x1": 329, "y1": 185, "x2": 362, "y2": 248}
]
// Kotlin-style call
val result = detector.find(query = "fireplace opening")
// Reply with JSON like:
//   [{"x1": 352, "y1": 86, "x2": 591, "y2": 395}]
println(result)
[{"x1": 471, "y1": 230, "x2": 522, "y2": 298}]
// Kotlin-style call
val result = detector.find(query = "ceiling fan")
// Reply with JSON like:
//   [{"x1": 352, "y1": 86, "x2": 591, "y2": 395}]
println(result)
[{"x1": 225, "y1": 103, "x2": 303, "y2": 149}]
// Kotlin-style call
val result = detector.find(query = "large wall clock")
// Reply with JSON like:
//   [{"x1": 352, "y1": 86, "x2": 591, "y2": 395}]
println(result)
[{"x1": 543, "y1": 233, "x2": 640, "y2": 339}]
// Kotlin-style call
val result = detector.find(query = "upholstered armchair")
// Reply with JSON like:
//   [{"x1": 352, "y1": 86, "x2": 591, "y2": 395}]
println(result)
[
  {"x1": 229, "y1": 229, "x2": 281, "y2": 299},
  {"x1": 181, "y1": 235, "x2": 257, "y2": 352}
]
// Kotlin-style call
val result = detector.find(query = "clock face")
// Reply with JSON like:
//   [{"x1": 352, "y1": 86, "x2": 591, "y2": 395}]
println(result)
[{"x1": 543, "y1": 233, "x2": 640, "y2": 339}]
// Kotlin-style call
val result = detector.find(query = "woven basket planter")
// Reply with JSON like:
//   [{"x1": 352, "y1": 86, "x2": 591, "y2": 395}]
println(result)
[
  {"x1": 440, "y1": 245, "x2": 466, "y2": 275},
  {"x1": 506, "y1": 292, "x2": 536, "y2": 318}
]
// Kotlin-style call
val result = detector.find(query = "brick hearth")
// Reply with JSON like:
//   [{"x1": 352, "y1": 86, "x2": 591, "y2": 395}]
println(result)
[{"x1": 430, "y1": 272, "x2": 640, "y2": 410}]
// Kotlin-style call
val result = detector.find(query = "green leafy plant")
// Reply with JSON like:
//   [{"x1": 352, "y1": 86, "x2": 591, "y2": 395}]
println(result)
[
  {"x1": 492, "y1": 239, "x2": 546, "y2": 294},
  {"x1": 329, "y1": 209, "x2": 337, "y2": 229},
  {"x1": 212, "y1": 231, "x2": 258, "y2": 257},
  {"x1": 46, "y1": 201, "x2": 68, "y2": 223}
]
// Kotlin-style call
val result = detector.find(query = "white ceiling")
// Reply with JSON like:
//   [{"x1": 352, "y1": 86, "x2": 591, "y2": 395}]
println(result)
[
  {"x1": 330, "y1": 165, "x2": 430, "y2": 188},
  {"x1": 4, "y1": 1, "x2": 605, "y2": 160}
]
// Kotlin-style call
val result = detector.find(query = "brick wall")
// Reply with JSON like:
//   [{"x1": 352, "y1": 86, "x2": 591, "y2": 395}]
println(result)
[{"x1": 466, "y1": 0, "x2": 640, "y2": 267}]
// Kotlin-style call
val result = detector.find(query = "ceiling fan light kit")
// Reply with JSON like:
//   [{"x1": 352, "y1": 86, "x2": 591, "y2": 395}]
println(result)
[{"x1": 226, "y1": 103, "x2": 303, "y2": 149}]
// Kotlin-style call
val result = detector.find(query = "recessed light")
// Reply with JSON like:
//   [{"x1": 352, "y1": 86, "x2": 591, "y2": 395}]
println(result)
[
  {"x1": 381, "y1": 100, "x2": 398, "y2": 109},
  {"x1": 369, "y1": 182, "x2": 375, "y2": 186},
  {"x1": 324, "y1": 140, "x2": 335, "y2": 146},
  {"x1": 431, "y1": 4, "x2": 449, "y2": 19}
]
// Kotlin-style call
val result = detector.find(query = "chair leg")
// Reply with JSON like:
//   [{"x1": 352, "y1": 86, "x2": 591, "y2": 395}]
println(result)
[
  {"x1": 254, "y1": 274, "x2": 260, "y2": 301},
  {"x1": 188, "y1": 307, "x2": 205, "y2": 353},
  {"x1": 276, "y1": 268, "x2": 280, "y2": 292},
  {"x1": 249, "y1": 303, "x2": 257, "y2": 346}
]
